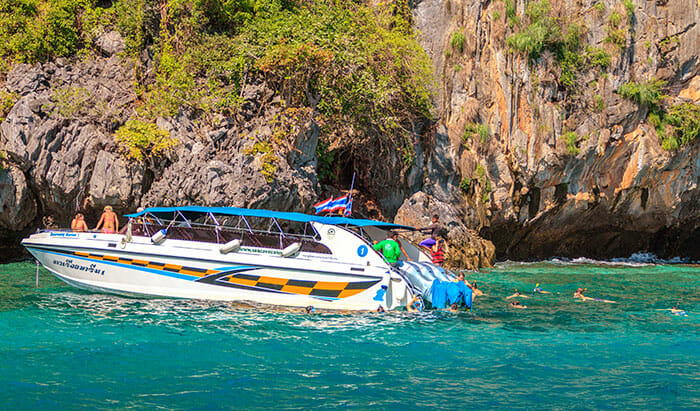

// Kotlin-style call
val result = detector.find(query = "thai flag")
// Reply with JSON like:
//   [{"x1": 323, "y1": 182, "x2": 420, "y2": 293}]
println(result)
[
  {"x1": 314, "y1": 196, "x2": 334, "y2": 214},
  {"x1": 327, "y1": 194, "x2": 349, "y2": 213},
  {"x1": 344, "y1": 196, "x2": 353, "y2": 216}
]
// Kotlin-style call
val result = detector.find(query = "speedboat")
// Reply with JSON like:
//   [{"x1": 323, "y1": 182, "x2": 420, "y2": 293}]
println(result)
[{"x1": 21, "y1": 206, "x2": 456, "y2": 311}]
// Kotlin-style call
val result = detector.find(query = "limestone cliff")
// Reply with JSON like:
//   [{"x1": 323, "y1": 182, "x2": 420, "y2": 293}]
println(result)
[
  {"x1": 408, "y1": 0, "x2": 700, "y2": 260},
  {"x1": 1, "y1": 0, "x2": 699, "y2": 265}
]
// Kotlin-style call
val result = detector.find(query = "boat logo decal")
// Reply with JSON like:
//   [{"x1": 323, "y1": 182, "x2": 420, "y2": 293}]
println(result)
[{"x1": 357, "y1": 245, "x2": 368, "y2": 257}]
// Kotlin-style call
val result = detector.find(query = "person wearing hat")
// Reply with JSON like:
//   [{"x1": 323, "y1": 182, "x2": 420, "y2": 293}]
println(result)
[{"x1": 95, "y1": 205, "x2": 119, "y2": 234}]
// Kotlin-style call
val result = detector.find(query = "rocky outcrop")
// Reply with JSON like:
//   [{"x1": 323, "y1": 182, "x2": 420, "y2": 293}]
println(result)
[{"x1": 395, "y1": 191, "x2": 495, "y2": 270}]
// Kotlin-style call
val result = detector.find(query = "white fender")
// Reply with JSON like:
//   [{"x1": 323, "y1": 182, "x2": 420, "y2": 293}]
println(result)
[
  {"x1": 150, "y1": 229, "x2": 167, "y2": 245},
  {"x1": 219, "y1": 239, "x2": 241, "y2": 254},
  {"x1": 281, "y1": 242, "x2": 301, "y2": 257}
]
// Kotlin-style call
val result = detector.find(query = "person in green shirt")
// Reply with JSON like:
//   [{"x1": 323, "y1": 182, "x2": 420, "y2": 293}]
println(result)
[{"x1": 372, "y1": 232, "x2": 402, "y2": 264}]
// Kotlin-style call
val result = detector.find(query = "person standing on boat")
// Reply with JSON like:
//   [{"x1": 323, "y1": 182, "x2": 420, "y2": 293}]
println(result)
[
  {"x1": 95, "y1": 205, "x2": 119, "y2": 234},
  {"x1": 70, "y1": 213, "x2": 88, "y2": 232},
  {"x1": 420, "y1": 214, "x2": 441, "y2": 238},
  {"x1": 373, "y1": 232, "x2": 402, "y2": 264}
]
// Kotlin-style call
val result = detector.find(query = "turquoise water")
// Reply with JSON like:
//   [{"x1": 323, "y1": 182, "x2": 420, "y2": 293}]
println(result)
[{"x1": 1, "y1": 260, "x2": 698, "y2": 409}]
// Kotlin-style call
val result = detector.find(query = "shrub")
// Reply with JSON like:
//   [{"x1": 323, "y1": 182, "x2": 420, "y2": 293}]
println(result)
[
  {"x1": 609, "y1": 11, "x2": 622, "y2": 28},
  {"x1": 622, "y1": 0, "x2": 634, "y2": 20},
  {"x1": 482, "y1": 178, "x2": 492, "y2": 203},
  {"x1": 114, "y1": 119, "x2": 178, "y2": 161},
  {"x1": 655, "y1": 103, "x2": 700, "y2": 151},
  {"x1": 463, "y1": 122, "x2": 490, "y2": 144},
  {"x1": 0, "y1": 0, "x2": 108, "y2": 63},
  {"x1": 0, "y1": 90, "x2": 18, "y2": 122},
  {"x1": 593, "y1": 95, "x2": 605, "y2": 112},
  {"x1": 460, "y1": 177, "x2": 471, "y2": 193},
  {"x1": 506, "y1": 1, "x2": 585, "y2": 88},
  {"x1": 617, "y1": 79, "x2": 666, "y2": 109},
  {"x1": 450, "y1": 32, "x2": 466, "y2": 53},
  {"x1": 244, "y1": 140, "x2": 279, "y2": 183},
  {"x1": 594, "y1": 2, "x2": 605, "y2": 13},
  {"x1": 477, "y1": 123, "x2": 491, "y2": 144},
  {"x1": 561, "y1": 131, "x2": 580, "y2": 155},
  {"x1": 587, "y1": 47, "x2": 611, "y2": 69},
  {"x1": 475, "y1": 163, "x2": 486, "y2": 182},
  {"x1": 492, "y1": 11, "x2": 501, "y2": 21},
  {"x1": 505, "y1": 0, "x2": 519, "y2": 27},
  {"x1": 51, "y1": 86, "x2": 93, "y2": 119},
  {"x1": 605, "y1": 27, "x2": 626, "y2": 49}
]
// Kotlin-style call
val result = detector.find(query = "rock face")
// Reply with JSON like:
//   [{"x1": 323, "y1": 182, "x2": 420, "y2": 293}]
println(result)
[
  {"x1": 1, "y1": 0, "x2": 700, "y2": 265},
  {"x1": 409, "y1": 0, "x2": 700, "y2": 260}
]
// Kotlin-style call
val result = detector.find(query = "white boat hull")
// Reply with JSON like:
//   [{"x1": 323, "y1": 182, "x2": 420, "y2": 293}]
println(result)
[{"x1": 23, "y1": 232, "x2": 401, "y2": 311}]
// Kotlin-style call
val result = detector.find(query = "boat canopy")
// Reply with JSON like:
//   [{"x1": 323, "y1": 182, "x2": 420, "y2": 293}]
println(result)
[{"x1": 125, "y1": 206, "x2": 415, "y2": 230}]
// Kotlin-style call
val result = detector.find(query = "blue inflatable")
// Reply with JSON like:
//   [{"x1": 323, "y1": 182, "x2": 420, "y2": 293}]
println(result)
[{"x1": 430, "y1": 279, "x2": 473, "y2": 309}]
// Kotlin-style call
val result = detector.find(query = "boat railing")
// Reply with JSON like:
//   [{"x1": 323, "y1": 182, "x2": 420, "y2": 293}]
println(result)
[{"x1": 131, "y1": 221, "x2": 332, "y2": 254}]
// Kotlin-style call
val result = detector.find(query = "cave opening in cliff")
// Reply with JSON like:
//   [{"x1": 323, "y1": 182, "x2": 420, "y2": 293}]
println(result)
[{"x1": 318, "y1": 147, "x2": 357, "y2": 190}]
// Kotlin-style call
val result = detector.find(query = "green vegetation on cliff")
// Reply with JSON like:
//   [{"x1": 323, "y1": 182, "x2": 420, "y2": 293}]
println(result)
[
  {"x1": 1, "y1": 0, "x2": 434, "y2": 178},
  {"x1": 618, "y1": 79, "x2": 700, "y2": 150},
  {"x1": 114, "y1": 119, "x2": 177, "y2": 161}
]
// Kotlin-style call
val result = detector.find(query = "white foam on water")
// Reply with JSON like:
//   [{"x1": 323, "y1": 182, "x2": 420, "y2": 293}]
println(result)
[{"x1": 497, "y1": 252, "x2": 693, "y2": 268}]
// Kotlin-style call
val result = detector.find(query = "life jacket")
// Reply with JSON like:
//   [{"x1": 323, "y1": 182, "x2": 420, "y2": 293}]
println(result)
[{"x1": 431, "y1": 246, "x2": 444, "y2": 265}]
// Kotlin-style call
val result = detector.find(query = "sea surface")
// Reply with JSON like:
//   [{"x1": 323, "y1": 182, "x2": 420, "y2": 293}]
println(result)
[{"x1": 1, "y1": 259, "x2": 698, "y2": 409}]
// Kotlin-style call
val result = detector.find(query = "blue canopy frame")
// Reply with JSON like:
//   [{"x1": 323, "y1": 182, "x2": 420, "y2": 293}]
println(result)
[{"x1": 125, "y1": 206, "x2": 415, "y2": 230}]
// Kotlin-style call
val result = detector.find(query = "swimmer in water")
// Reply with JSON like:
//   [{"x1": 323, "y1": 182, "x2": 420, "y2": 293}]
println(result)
[
  {"x1": 506, "y1": 289, "x2": 530, "y2": 299},
  {"x1": 573, "y1": 288, "x2": 616, "y2": 303},
  {"x1": 510, "y1": 300, "x2": 527, "y2": 309},
  {"x1": 533, "y1": 283, "x2": 551, "y2": 294},
  {"x1": 671, "y1": 303, "x2": 688, "y2": 316},
  {"x1": 407, "y1": 295, "x2": 423, "y2": 313},
  {"x1": 470, "y1": 281, "x2": 484, "y2": 297},
  {"x1": 448, "y1": 303, "x2": 460, "y2": 312}
]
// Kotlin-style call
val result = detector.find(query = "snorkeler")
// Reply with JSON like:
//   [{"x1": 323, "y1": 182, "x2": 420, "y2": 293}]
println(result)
[
  {"x1": 506, "y1": 289, "x2": 530, "y2": 299},
  {"x1": 573, "y1": 288, "x2": 616, "y2": 303},
  {"x1": 533, "y1": 283, "x2": 551, "y2": 294},
  {"x1": 510, "y1": 300, "x2": 527, "y2": 309}
]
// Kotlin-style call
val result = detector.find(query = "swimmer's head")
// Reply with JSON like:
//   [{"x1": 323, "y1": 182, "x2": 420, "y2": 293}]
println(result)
[
  {"x1": 305, "y1": 305, "x2": 315, "y2": 314},
  {"x1": 457, "y1": 272, "x2": 464, "y2": 280},
  {"x1": 472, "y1": 281, "x2": 477, "y2": 289},
  {"x1": 104, "y1": 205, "x2": 113, "y2": 212}
]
